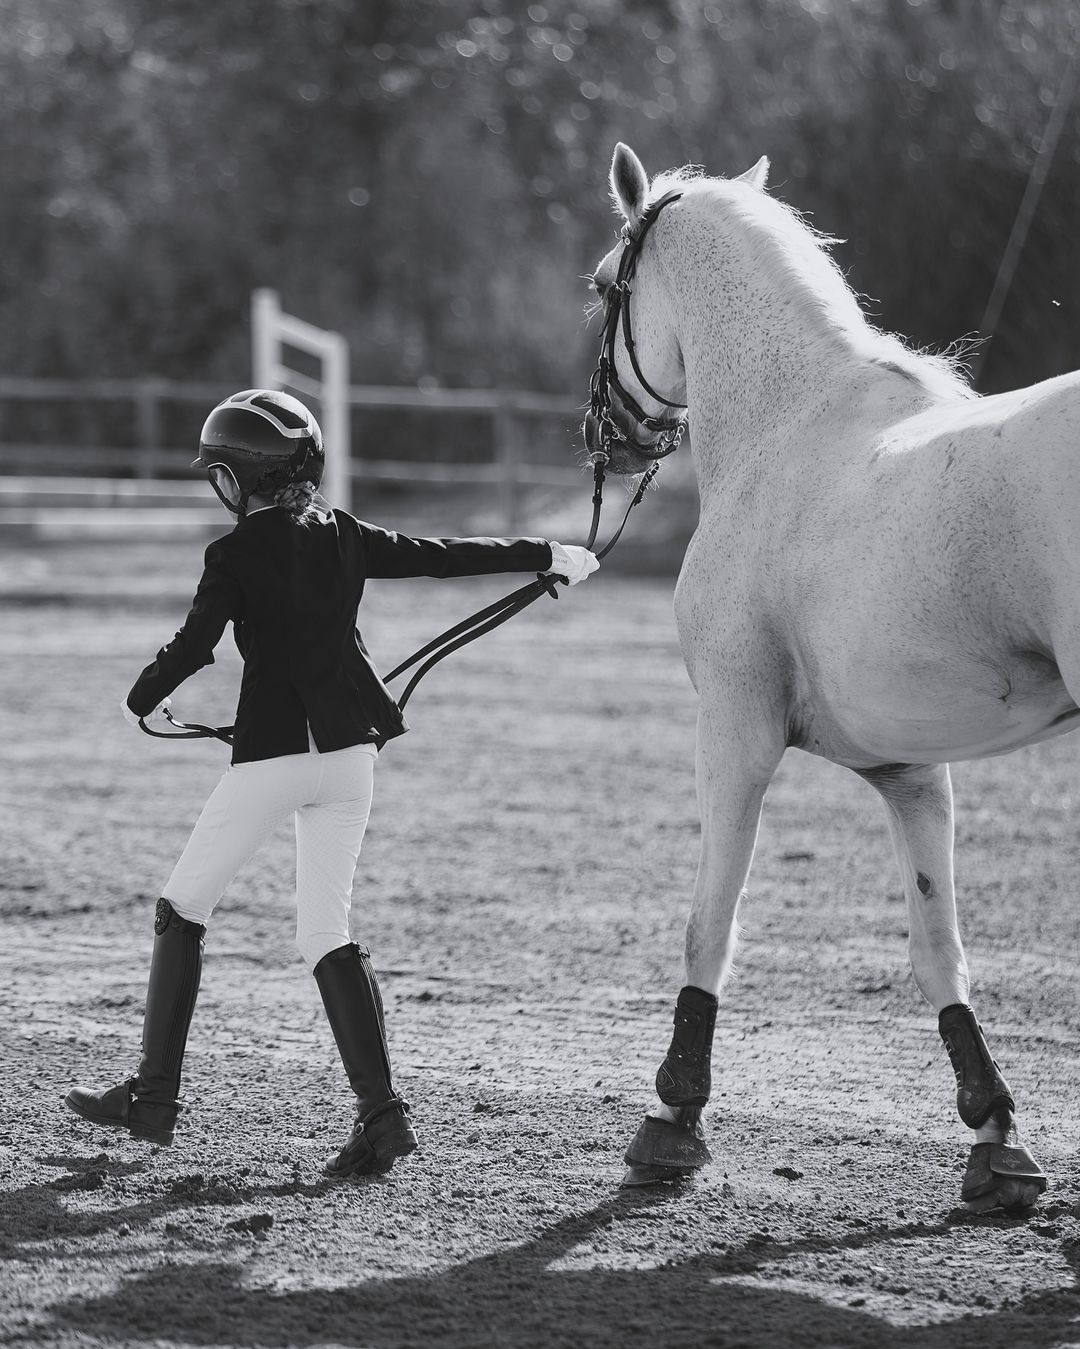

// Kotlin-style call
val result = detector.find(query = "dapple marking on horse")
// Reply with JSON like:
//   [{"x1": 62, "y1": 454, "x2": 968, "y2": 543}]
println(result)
[{"x1": 587, "y1": 141, "x2": 1072, "y2": 1211}]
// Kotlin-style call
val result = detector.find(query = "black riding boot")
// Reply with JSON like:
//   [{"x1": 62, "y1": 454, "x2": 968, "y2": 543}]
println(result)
[
  {"x1": 313, "y1": 942, "x2": 417, "y2": 1178},
  {"x1": 66, "y1": 899, "x2": 204, "y2": 1146}
]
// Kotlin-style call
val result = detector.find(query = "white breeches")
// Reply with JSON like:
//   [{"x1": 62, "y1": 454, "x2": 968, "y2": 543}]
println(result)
[{"x1": 162, "y1": 742, "x2": 377, "y2": 970}]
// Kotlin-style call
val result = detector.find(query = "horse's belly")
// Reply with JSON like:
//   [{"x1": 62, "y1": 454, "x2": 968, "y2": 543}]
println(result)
[
  {"x1": 804, "y1": 655, "x2": 1080, "y2": 766},
  {"x1": 845, "y1": 698, "x2": 1080, "y2": 764}
]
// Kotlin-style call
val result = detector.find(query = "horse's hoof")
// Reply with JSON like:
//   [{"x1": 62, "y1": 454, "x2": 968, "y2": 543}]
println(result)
[
  {"x1": 620, "y1": 1162, "x2": 694, "y2": 1188},
  {"x1": 961, "y1": 1141, "x2": 1047, "y2": 1214},
  {"x1": 621, "y1": 1112, "x2": 711, "y2": 1189}
]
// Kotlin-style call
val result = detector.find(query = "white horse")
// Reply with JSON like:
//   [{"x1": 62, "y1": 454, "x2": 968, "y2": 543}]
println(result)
[{"x1": 585, "y1": 142, "x2": 1079, "y2": 1212}]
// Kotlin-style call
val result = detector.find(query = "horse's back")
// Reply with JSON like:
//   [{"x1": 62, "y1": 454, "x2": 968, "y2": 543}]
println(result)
[{"x1": 865, "y1": 370, "x2": 1080, "y2": 620}]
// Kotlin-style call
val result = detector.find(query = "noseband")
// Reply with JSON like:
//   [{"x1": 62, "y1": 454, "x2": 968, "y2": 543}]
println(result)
[{"x1": 584, "y1": 190, "x2": 687, "y2": 466}]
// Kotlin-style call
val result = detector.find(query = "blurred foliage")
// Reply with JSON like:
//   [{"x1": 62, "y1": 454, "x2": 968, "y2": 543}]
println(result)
[{"x1": 2, "y1": 0, "x2": 1079, "y2": 395}]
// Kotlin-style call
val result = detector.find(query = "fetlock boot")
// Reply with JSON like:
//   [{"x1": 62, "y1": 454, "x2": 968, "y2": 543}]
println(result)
[
  {"x1": 66, "y1": 899, "x2": 204, "y2": 1146},
  {"x1": 313, "y1": 942, "x2": 417, "y2": 1178},
  {"x1": 655, "y1": 984, "x2": 719, "y2": 1108}
]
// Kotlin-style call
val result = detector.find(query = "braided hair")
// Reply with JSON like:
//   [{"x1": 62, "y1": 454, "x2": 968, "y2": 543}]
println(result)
[{"x1": 273, "y1": 480, "x2": 326, "y2": 527}]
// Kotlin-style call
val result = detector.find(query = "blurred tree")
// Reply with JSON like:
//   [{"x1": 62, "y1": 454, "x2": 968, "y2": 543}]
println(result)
[{"x1": 0, "y1": 0, "x2": 1078, "y2": 395}]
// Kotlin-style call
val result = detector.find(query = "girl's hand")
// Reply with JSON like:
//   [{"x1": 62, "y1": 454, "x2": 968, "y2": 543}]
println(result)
[
  {"x1": 546, "y1": 542, "x2": 600, "y2": 586},
  {"x1": 121, "y1": 697, "x2": 172, "y2": 728}
]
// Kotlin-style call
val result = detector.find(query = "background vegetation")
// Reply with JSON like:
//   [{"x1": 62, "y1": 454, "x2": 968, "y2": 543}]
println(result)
[{"x1": 3, "y1": 0, "x2": 1080, "y2": 397}]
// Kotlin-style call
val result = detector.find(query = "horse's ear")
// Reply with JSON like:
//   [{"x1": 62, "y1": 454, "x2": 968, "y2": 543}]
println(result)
[
  {"x1": 736, "y1": 156, "x2": 770, "y2": 191},
  {"x1": 610, "y1": 142, "x2": 649, "y2": 228}
]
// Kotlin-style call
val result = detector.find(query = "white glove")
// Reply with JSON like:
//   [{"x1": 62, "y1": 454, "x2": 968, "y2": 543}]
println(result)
[
  {"x1": 121, "y1": 696, "x2": 172, "y2": 728},
  {"x1": 546, "y1": 542, "x2": 600, "y2": 586}
]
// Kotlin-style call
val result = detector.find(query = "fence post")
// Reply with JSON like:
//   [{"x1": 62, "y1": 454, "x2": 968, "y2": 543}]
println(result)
[
  {"x1": 323, "y1": 332, "x2": 350, "y2": 513},
  {"x1": 134, "y1": 377, "x2": 163, "y2": 479},
  {"x1": 251, "y1": 289, "x2": 278, "y2": 388},
  {"x1": 494, "y1": 397, "x2": 519, "y2": 532}
]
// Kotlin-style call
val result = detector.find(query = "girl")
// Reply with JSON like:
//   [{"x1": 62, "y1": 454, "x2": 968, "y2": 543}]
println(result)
[{"x1": 66, "y1": 388, "x2": 598, "y2": 1178}]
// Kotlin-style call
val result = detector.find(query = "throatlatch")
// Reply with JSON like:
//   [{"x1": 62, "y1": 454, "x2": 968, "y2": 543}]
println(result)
[
  {"x1": 656, "y1": 985, "x2": 719, "y2": 1108},
  {"x1": 938, "y1": 1003, "x2": 1015, "y2": 1128}
]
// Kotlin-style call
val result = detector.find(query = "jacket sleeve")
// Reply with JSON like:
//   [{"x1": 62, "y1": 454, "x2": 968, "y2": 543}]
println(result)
[
  {"x1": 126, "y1": 540, "x2": 241, "y2": 714},
  {"x1": 359, "y1": 522, "x2": 554, "y2": 580}
]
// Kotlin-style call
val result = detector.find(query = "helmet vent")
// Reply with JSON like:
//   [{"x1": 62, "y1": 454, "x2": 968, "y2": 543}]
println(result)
[{"x1": 250, "y1": 393, "x2": 309, "y2": 430}]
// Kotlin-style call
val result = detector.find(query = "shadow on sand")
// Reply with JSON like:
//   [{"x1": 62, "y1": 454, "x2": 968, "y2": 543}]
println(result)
[{"x1": 9, "y1": 1153, "x2": 1080, "y2": 1349}]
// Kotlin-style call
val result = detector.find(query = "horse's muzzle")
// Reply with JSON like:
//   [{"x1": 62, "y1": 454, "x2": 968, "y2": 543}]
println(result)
[{"x1": 583, "y1": 401, "x2": 671, "y2": 474}]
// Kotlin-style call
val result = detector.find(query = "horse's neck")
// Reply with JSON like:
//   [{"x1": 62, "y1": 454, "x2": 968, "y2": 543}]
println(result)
[
  {"x1": 672, "y1": 227, "x2": 913, "y2": 500},
  {"x1": 680, "y1": 300, "x2": 842, "y2": 495}
]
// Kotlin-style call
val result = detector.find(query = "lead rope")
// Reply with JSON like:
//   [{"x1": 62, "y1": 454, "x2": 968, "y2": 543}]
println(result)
[
  {"x1": 383, "y1": 454, "x2": 659, "y2": 718},
  {"x1": 139, "y1": 706, "x2": 235, "y2": 742},
  {"x1": 138, "y1": 455, "x2": 658, "y2": 746}
]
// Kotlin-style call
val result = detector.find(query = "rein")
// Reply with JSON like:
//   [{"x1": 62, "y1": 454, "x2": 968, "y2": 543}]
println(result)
[
  {"x1": 380, "y1": 454, "x2": 660, "y2": 717},
  {"x1": 140, "y1": 195, "x2": 681, "y2": 747},
  {"x1": 139, "y1": 706, "x2": 235, "y2": 743}
]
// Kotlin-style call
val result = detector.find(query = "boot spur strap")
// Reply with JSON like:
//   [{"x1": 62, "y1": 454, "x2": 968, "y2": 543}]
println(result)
[
  {"x1": 328, "y1": 1099, "x2": 415, "y2": 1178},
  {"x1": 332, "y1": 1132, "x2": 379, "y2": 1175},
  {"x1": 346, "y1": 1098, "x2": 411, "y2": 1151},
  {"x1": 346, "y1": 1117, "x2": 379, "y2": 1150},
  {"x1": 361, "y1": 1097, "x2": 410, "y2": 1129}
]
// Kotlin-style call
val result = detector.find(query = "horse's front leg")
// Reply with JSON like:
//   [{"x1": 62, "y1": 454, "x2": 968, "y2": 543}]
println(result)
[
  {"x1": 867, "y1": 762, "x2": 1047, "y2": 1213},
  {"x1": 622, "y1": 703, "x2": 782, "y2": 1186}
]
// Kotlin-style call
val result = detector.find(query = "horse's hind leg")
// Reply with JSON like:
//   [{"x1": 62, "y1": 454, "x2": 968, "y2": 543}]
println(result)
[
  {"x1": 865, "y1": 762, "x2": 1047, "y2": 1213},
  {"x1": 622, "y1": 704, "x2": 782, "y2": 1186}
]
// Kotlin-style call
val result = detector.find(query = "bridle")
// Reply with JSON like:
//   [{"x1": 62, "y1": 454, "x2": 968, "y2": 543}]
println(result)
[
  {"x1": 140, "y1": 194, "x2": 687, "y2": 748},
  {"x1": 583, "y1": 190, "x2": 687, "y2": 470}
]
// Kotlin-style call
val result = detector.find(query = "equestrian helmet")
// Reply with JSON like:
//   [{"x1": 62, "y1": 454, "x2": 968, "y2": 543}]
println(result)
[{"x1": 195, "y1": 389, "x2": 324, "y2": 515}]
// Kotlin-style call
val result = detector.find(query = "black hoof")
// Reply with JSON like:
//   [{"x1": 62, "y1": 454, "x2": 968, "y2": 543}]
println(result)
[
  {"x1": 961, "y1": 1141, "x2": 1047, "y2": 1213},
  {"x1": 621, "y1": 1162, "x2": 696, "y2": 1188},
  {"x1": 622, "y1": 1113, "x2": 711, "y2": 1184}
]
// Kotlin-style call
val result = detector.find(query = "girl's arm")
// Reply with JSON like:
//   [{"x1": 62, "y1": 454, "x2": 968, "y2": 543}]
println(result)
[
  {"x1": 359, "y1": 523, "x2": 554, "y2": 580},
  {"x1": 125, "y1": 541, "x2": 242, "y2": 715}
]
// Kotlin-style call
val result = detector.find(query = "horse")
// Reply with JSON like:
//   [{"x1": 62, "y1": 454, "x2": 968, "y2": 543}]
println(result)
[{"x1": 582, "y1": 141, "x2": 1080, "y2": 1212}]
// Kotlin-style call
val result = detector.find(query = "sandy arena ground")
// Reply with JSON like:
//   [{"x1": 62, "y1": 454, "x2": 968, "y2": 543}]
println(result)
[{"x1": 2, "y1": 532, "x2": 1080, "y2": 1348}]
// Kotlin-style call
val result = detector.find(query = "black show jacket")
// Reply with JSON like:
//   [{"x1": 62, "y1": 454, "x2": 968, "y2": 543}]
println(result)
[{"x1": 127, "y1": 507, "x2": 554, "y2": 763}]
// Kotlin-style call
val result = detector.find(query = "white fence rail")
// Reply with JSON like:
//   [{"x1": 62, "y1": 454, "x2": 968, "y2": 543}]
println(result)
[{"x1": 0, "y1": 374, "x2": 586, "y2": 529}]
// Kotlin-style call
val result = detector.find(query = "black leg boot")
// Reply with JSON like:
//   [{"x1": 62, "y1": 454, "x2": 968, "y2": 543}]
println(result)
[
  {"x1": 66, "y1": 899, "x2": 204, "y2": 1146},
  {"x1": 655, "y1": 985, "x2": 719, "y2": 1108},
  {"x1": 313, "y1": 942, "x2": 417, "y2": 1178}
]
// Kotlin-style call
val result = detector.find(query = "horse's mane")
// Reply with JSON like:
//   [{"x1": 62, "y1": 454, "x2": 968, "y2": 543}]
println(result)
[{"x1": 648, "y1": 167, "x2": 975, "y2": 402}]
